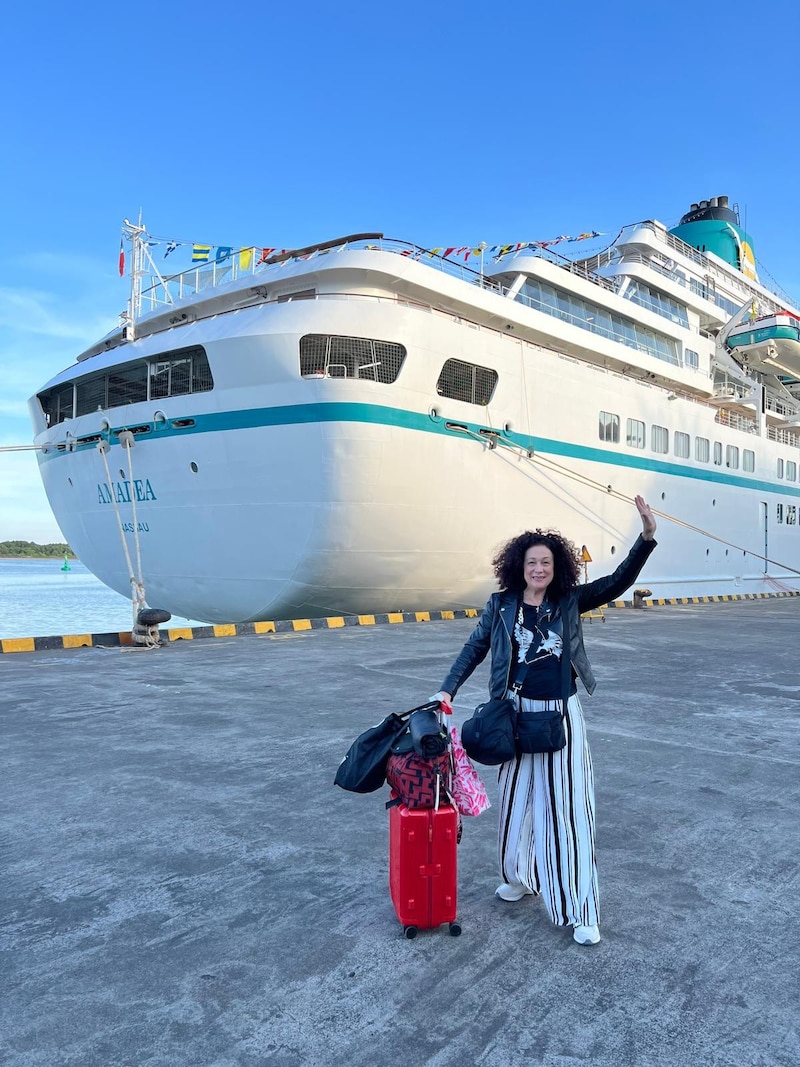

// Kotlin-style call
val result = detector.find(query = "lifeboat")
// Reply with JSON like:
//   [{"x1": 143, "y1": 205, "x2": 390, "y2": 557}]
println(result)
[{"x1": 726, "y1": 311, "x2": 800, "y2": 377}]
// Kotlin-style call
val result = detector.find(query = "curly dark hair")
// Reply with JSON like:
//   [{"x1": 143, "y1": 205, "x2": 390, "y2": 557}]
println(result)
[{"x1": 492, "y1": 529, "x2": 582, "y2": 599}]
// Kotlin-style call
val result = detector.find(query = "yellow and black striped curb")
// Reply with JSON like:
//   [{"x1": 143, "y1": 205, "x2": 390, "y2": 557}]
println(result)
[
  {"x1": 2, "y1": 590, "x2": 799, "y2": 654},
  {"x1": 0, "y1": 608, "x2": 483, "y2": 655},
  {"x1": 608, "y1": 590, "x2": 800, "y2": 608}
]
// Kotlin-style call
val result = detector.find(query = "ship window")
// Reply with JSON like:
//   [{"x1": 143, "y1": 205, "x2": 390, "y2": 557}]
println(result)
[
  {"x1": 68, "y1": 345, "x2": 214, "y2": 417},
  {"x1": 787, "y1": 460, "x2": 797, "y2": 481},
  {"x1": 625, "y1": 280, "x2": 689, "y2": 328},
  {"x1": 599, "y1": 411, "x2": 620, "y2": 443},
  {"x1": 787, "y1": 505, "x2": 797, "y2": 525},
  {"x1": 107, "y1": 363, "x2": 148, "y2": 407},
  {"x1": 744, "y1": 450, "x2": 756, "y2": 473},
  {"x1": 516, "y1": 278, "x2": 680, "y2": 366},
  {"x1": 148, "y1": 347, "x2": 213, "y2": 399},
  {"x1": 726, "y1": 445, "x2": 739, "y2": 469},
  {"x1": 695, "y1": 437, "x2": 710, "y2": 463},
  {"x1": 76, "y1": 375, "x2": 108, "y2": 416},
  {"x1": 777, "y1": 458, "x2": 784, "y2": 479},
  {"x1": 651, "y1": 424, "x2": 669, "y2": 454},
  {"x1": 674, "y1": 431, "x2": 690, "y2": 458},
  {"x1": 685, "y1": 349, "x2": 699, "y2": 369},
  {"x1": 626, "y1": 418, "x2": 645, "y2": 449},
  {"x1": 777, "y1": 503, "x2": 784, "y2": 523},
  {"x1": 38, "y1": 383, "x2": 75, "y2": 426},
  {"x1": 713, "y1": 441, "x2": 723, "y2": 466},
  {"x1": 435, "y1": 358, "x2": 498, "y2": 405},
  {"x1": 299, "y1": 334, "x2": 406, "y2": 384}
]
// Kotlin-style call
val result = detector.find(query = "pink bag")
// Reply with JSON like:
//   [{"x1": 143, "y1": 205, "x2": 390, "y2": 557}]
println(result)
[{"x1": 448, "y1": 724, "x2": 491, "y2": 817}]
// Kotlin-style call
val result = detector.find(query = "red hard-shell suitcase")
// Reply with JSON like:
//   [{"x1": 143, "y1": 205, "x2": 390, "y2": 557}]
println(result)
[{"x1": 389, "y1": 801, "x2": 461, "y2": 938}]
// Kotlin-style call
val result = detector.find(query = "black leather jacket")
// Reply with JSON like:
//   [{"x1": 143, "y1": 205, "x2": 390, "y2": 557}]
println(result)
[{"x1": 441, "y1": 535, "x2": 657, "y2": 700}]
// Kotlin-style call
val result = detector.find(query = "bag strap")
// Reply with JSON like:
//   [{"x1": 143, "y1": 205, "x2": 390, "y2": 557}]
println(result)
[
  {"x1": 400, "y1": 699, "x2": 442, "y2": 718},
  {"x1": 510, "y1": 660, "x2": 532, "y2": 694},
  {"x1": 558, "y1": 597, "x2": 571, "y2": 719}
]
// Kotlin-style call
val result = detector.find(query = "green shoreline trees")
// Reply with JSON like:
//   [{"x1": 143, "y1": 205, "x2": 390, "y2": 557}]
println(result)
[{"x1": 0, "y1": 541, "x2": 76, "y2": 558}]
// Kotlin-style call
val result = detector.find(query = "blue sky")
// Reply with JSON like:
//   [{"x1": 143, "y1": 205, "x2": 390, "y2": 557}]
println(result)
[{"x1": 2, "y1": 0, "x2": 799, "y2": 541}]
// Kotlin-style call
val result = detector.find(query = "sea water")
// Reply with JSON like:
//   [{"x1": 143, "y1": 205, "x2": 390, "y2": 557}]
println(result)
[{"x1": 0, "y1": 559, "x2": 203, "y2": 639}]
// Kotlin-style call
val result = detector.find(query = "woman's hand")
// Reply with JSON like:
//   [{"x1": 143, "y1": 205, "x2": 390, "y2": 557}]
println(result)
[{"x1": 635, "y1": 494, "x2": 657, "y2": 540}]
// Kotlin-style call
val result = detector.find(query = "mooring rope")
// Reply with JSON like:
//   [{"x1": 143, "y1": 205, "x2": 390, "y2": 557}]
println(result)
[
  {"x1": 473, "y1": 431, "x2": 800, "y2": 580},
  {"x1": 96, "y1": 439, "x2": 153, "y2": 636}
]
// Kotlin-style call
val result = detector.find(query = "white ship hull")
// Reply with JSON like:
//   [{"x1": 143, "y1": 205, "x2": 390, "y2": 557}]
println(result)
[{"x1": 30, "y1": 213, "x2": 800, "y2": 621}]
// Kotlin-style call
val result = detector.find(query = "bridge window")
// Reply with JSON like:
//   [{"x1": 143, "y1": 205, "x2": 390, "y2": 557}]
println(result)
[{"x1": 38, "y1": 345, "x2": 214, "y2": 422}]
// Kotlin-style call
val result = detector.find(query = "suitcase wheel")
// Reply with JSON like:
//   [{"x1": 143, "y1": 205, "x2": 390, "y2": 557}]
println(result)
[
  {"x1": 449, "y1": 922, "x2": 462, "y2": 937},
  {"x1": 403, "y1": 925, "x2": 419, "y2": 939}
]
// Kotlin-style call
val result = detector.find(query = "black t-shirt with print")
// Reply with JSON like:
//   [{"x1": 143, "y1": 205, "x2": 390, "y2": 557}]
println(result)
[{"x1": 511, "y1": 601, "x2": 576, "y2": 699}]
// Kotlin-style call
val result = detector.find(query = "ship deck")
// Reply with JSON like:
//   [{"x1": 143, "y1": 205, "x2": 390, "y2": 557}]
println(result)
[{"x1": 2, "y1": 600, "x2": 798, "y2": 1066}]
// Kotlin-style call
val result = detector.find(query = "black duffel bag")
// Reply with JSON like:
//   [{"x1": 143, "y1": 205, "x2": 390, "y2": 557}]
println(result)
[
  {"x1": 461, "y1": 697, "x2": 517, "y2": 766},
  {"x1": 334, "y1": 701, "x2": 443, "y2": 793}
]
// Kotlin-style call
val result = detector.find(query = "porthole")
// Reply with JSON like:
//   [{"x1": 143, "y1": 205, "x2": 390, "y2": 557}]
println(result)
[
  {"x1": 67, "y1": 477, "x2": 73, "y2": 487},
  {"x1": 190, "y1": 462, "x2": 199, "y2": 473},
  {"x1": 712, "y1": 498, "x2": 716, "y2": 506},
  {"x1": 610, "y1": 545, "x2": 616, "y2": 555},
  {"x1": 725, "y1": 549, "x2": 729, "y2": 556},
  {"x1": 661, "y1": 492, "x2": 666, "y2": 501},
  {"x1": 706, "y1": 548, "x2": 709, "y2": 555},
  {"x1": 119, "y1": 469, "x2": 126, "y2": 479}
]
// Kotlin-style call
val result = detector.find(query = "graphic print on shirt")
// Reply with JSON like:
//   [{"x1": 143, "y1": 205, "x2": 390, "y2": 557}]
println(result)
[{"x1": 514, "y1": 603, "x2": 563, "y2": 665}]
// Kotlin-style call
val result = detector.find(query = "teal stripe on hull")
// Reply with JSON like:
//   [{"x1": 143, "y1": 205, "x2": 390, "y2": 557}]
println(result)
[{"x1": 40, "y1": 400, "x2": 800, "y2": 499}]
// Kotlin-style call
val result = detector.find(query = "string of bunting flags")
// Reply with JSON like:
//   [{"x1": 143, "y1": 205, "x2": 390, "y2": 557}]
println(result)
[{"x1": 120, "y1": 230, "x2": 606, "y2": 275}]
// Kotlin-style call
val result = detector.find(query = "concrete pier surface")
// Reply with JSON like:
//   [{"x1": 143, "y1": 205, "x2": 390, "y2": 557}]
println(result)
[{"x1": 1, "y1": 599, "x2": 798, "y2": 1067}]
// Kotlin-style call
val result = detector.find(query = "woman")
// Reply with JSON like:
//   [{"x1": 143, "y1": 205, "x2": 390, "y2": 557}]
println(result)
[{"x1": 436, "y1": 495, "x2": 657, "y2": 945}]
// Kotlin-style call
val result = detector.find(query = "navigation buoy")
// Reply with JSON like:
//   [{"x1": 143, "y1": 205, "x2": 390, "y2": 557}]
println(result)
[{"x1": 61, "y1": 553, "x2": 71, "y2": 572}]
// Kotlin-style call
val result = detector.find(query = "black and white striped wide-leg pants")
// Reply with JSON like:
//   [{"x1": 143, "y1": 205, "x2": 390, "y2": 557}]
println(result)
[{"x1": 497, "y1": 693, "x2": 599, "y2": 927}]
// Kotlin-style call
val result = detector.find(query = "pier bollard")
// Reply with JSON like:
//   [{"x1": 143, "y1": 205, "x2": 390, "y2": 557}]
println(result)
[
  {"x1": 632, "y1": 588, "x2": 652, "y2": 609},
  {"x1": 132, "y1": 607, "x2": 172, "y2": 647}
]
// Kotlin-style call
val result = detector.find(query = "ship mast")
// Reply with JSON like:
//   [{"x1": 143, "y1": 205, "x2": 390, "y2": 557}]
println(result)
[{"x1": 120, "y1": 213, "x2": 175, "y2": 340}]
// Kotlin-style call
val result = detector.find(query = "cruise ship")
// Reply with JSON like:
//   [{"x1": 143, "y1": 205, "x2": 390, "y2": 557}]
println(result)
[{"x1": 29, "y1": 196, "x2": 800, "y2": 623}]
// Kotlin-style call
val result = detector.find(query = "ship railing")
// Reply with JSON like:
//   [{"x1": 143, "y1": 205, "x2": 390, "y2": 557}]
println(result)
[
  {"x1": 767, "y1": 425, "x2": 800, "y2": 447},
  {"x1": 765, "y1": 395, "x2": 800, "y2": 418},
  {"x1": 714, "y1": 409, "x2": 758, "y2": 434},
  {"x1": 618, "y1": 220, "x2": 794, "y2": 311},
  {"x1": 134, "y1": 235, "x2": 619, "y2": 320},
  {"x1": 510, "y1": 287, "x2": 684, "y2": 367}
]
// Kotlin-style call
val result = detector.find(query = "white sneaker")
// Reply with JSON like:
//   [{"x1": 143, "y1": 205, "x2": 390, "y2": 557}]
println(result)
[
  {"x1": 573, "y1": 923, "x2": 601, "y2": 945},
  {"x1": 495, "y1": 882, "x2": 534, "y2": 902}
]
